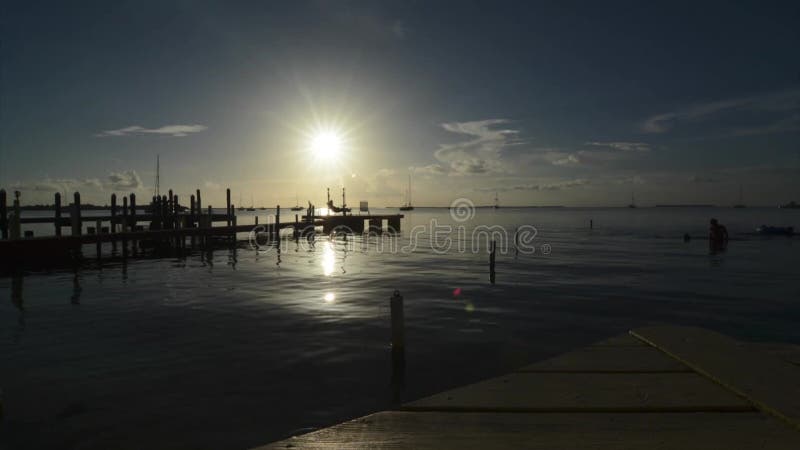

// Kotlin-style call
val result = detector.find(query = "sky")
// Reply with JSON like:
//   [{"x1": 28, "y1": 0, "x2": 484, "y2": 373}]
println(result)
[{"x1": 1, "y1": 0, "x2": 799, "y2": 207}]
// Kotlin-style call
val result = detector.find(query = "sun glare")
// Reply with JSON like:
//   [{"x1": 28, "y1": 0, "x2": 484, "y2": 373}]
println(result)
[{"x1": 310, "y1": 130, "x2": 343, "y2": 162}]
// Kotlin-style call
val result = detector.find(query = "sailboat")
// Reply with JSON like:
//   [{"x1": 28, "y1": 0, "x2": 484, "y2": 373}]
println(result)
[
  {"x1": 399, "y1": 174, "x2": 414, "y2": 211},
  {"x1": 493, "y1": 192, "x2": 500, "y2": 209},
  {"x1": 628, "y1": 192, "x2": 637, "y2": 208},
  {"x1": 291, "y1": 193, "x2": 303, "y2": 211},
  {"x1": 733, "y1": 185, "x2": 746, "y2": 208},
  {"x1": 246, "y1": 194, "x2": 255, "y2": 211},
  {"x1": 237, "y1": 193, "x2": 245, "y2": 211}
]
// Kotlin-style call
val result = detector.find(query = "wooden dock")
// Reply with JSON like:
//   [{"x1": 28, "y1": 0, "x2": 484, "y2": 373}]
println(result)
[
  {"x1": 0, "y1": 187, "x2": 403, "y2": 270},
  {"x1": 259, "y1": 326, "x2": 800, "y2": 449}
]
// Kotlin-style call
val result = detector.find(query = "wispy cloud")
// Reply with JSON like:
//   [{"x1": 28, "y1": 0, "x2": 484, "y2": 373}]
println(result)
[
  {"x1": 107, "y1": 170, "x2": 142, "y2": 190},
  {"x1": 478, "y1": 178, "x2": 590, "y2": 192},
  {"x1": 642, "y1": 89, "x2": 800, "y2": 134},
  {"x1": 434, "y1": 119, "x2": 523, "y2": 175},
  {"x1": 585, "y1": 141, "x2": 651, "y2": 152},
  {"x1": 13, "y1": 170, "x2": 143, "y2": 194},
  {"x1": 96, "y1": 124, "x2": 207, "y2": 137}
]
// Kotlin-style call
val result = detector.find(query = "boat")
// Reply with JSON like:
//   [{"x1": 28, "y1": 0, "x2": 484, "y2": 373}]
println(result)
[
  {"x1": 493, "y1": 192, "x2": 500, "y2": 209},
  {"x1": 733, "y1": 185, "x2": 746, "y2": 208},
  {"x1": 780, "y1": 201, "x2": 799, "y2": 209},
  {"x1": 399, "y1": 174, "x2": 414, "y2": 211},
  {"x1": 756, "y1": 225, "x2": 794, "y2": 236},
  {"x1": 237, "y1": 193, "x2": 245, "y2": 211},
  {"x1": 246, "y1": 194, "x2": 255, "y2": 211},
  {"x1": 291, "y1": 193, "x2": 303, "y2": 211},
  {"x1": 326, "y1": 187, "x2": 351, "y2": 214},
  {"x1": 627, "y1": 192, "x2": 637, "y2": 208}
]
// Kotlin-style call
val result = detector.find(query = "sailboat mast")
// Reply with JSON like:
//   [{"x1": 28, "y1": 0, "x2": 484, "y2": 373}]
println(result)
[{"x1": 155, "y1": 155, "x2": 160, "y2": 198}]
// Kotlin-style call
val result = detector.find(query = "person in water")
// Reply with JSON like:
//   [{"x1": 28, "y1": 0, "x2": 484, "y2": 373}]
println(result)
[{"x1": 709, "y1": 218, "x2": 729, "y2": 251}]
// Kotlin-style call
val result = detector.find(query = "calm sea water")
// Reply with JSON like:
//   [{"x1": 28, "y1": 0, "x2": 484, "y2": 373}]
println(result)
[{"x1": 1, "y1": 207, "x2": 799, "y2": 449}]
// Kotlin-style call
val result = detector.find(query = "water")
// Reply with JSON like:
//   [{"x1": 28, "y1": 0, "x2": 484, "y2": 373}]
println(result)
[{"x1": 1, "y1": 207, "x2": 799, "y2": 449}]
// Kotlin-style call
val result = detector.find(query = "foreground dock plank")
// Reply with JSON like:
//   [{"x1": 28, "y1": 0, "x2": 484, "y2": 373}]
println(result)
[
  {"x1": 402, "y1": 373, "x2": 749, "y2": 412},
  {"x1": 259, "y1": 328, "x2": 800, "y2": 449},
  {"x1": 259, "y1": 411, "x2": 800, "y2": 449},
  {"x1": 631, "y1": 326, "x2": 800, "y2": 430},
  {"x1": 517, "y1": 345, "x2": 690, "y2": 373}
]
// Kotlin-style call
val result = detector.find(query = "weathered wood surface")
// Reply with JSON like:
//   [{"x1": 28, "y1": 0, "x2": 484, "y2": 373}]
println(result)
[
  {"x1": 259, "y1": 329, "x2": 800, "y2": 449},
  {"x1": 402, "y1": 373, "x2": 750, "y2": 412},
  {"x1": 631, "y1": 326, "x2": 800, "y2": 430},
  {"x1": 518, "y1": 346, "x2": 690, "y2": 373},
  {"x1": 258, "y1": 411, "x2": 800, "y2": 450},
  {"x1": 750, "y1": 343, "x2": 800, "y2": 366}
]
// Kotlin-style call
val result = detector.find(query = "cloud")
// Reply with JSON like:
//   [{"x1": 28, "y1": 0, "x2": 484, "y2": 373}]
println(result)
[
  {"x1": 478, "y1": 178, "x2": 590, "y2": 192},
  {"x1": 96, "y1": 124, "x2": 207, "y2": 137},
  {"x1": 204, "y1": 181, "x2": 222, "y2": 190},
  {"x1": 585, "y1": 141, "x2": 651, "y2": 152},
  {"x1": 434, "y1": 119, "x2": 523, "y2": 175},
  {"x1": 107, "y1": 170, "x2": 143, "y2": 190},
  {"x1": 411, "y1": 164, "x2": 446, "y2": 176},
  {"x1": 642, "y1": 89, "x2": 800, "y2": 134},
  {"x1": 732, "y1": 114, "x2": 800, "y2": 137}
]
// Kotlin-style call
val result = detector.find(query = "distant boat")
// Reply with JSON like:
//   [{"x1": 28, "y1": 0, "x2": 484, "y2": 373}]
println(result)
[
  {"x1": 780, "y1": 201, "x2": 799, "y2": 209},
  {"x1": 756, "y1": 225, "x2": 794, "y2": 236},
  {"x1": 493, "y1": 192, "x2": 500, "y2": 209},
  {"x1": 627, "y1": 192, "x2": 637, "y2": 208},
  {"x1": 733, "y1": 185, "x2": 746, "y2": 208},
  {"x1": 291, "y1": 193, "x2": 303, "y2": 211},
  {"x1": 399, "y1": 174, "x2": 414, "y2": 211},
  {"x1": 246, "y1": 194, "x2": 255, "y2": 211}
]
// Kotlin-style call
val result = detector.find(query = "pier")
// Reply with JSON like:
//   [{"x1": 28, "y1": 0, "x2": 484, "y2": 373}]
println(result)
[
  {"x1": 0, "y1": 187, "x2": 403, "y2": 270},
  {"x1": 259, "y1": 326, "x2": 800, "y2": 449}
]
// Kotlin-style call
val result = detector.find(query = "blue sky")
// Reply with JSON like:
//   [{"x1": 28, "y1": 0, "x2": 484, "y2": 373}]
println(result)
[{"x1": 1, "y1": 1, "x2": 799, "y2": 206}]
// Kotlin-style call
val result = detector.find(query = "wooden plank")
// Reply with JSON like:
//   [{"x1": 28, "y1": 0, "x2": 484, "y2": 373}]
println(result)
[
  {"x1": 402, "y1": 373, "x2": 750, "y2": 412},
  {"x1": 631, "y1": 326, "x2": 800, "y2": 430},
  {"x1": 750, "y1": 343, "x2": 800, "y2": 366},
  {"x1": 517, "y1": 346, "x2": 690, "y2": 373},
  {"x1": 590, "y1": 334, "x2": 649, "y2": 347},
  {"x1": 258, "y1": 411, "x2": 800, "y2": 449}
]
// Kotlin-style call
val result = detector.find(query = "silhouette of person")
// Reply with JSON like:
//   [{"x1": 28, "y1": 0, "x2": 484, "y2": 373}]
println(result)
[{"x1": 709, "y1": 218, "x2": 728, "y2": 252}]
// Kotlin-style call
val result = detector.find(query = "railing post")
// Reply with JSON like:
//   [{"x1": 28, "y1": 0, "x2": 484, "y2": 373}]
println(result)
[
  {"x1": 129, "y1": 193, "x2": 137, "y2": 231},
  {"x1": 110, "y1": 193, "x2": 117, "y2": 233},
  {"x1": 54, "y1": 192, "x2": 62, "y2": 237},
  {"x1": 71, "y1": 192, "x2": 82, "y2": 236},
  {"x1": 226, "y1": 188, "x2": 232, "y2": 227},
  {"x1": 0, "y1": 189, "x2": 7, "y2": 239}
]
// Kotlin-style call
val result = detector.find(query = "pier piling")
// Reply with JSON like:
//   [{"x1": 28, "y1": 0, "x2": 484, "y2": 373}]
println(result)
[
  {"x1": 489, "y1": 239, "x2": 496, "y2": 284},
  {"x1": 0, "y1": 189, "x2": 7, "y2": 239},
  {"x1": 54, "y1": 193, "x2": 62, "y2": 237},
  {"x1": 110, "y1": 194, "x2": 117, "y2": 233},
  {"x1": 71, "y1": 192, "x2": 82, "y2": 236}
]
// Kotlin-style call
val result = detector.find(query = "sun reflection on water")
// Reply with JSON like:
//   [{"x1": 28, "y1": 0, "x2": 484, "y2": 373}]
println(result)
[{"x1": 321, "y1": 241, "x2": 335, "y2": 276}]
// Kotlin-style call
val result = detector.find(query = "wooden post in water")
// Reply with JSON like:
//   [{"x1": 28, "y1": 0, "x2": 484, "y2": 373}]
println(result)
[
  {"x1": 275, "y1": 205, "x2": 280, "y2": 241},
  {"x1": 122, "y1": 196, "x2": 128, "y2": 232},
  {"x1": 11, "y1": 191, "x2": 21, "y2": 239},
  {"x1": 189, "y1": 195, "x2": 196, "y2": 227},
  {"x1": 226, "y1": 188, "x2": 232, "y2": 227},
  {"x1": 173, "y1": 194, "x2": 179, "y2": 229},
  {"x1": 71, "y1": 192, "x2": 82, "y2": 236},
  {"x1": 489, "y1": 239, "x2": 497, "y2": 284},
  {"x1": 54, "y1": 192, "x2": 62, "y2": 237},
  {"x1": 0, "y1": 189, "x2": 7, "y2": 239},
  {"x1": 390, "y1": 289, "x2": 406, "y2": 376},
  {"x1": 110, "y1": 194, "x2": 117, "y2": 233},
  {"x1": 196, "y1": 189, "x2": 202, "y2": 221},
  {"x1": 129, "y1": 193, "x2": 137, "y2": 231},
  {"x1": 95, "y1": 218, "x2": 102, "y2": 258},
  {"x1": 294, "y1": 214, "x2": 299, "y2": 241}
]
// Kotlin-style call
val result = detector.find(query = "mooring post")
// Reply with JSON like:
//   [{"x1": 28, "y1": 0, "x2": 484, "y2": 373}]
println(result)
[
  {"x1": 226, "y1": 188, "x2": 232, "y2": 227},
  {"x1": 110, "y1": 194, "x2": 117, "y2": 233},
  {"x1": 95, "y1": 218, "x2": 102, "y2": 258},
  {"x1": 10, "y1": 191, "x2": 21, "y2": 239},
  {"x1": 0, "y1": 189, "x2": 7, "y2": 239},
  {"x1": 72, "y1": 192, "x2": 82, "y2": 236},
  {"x1": 294, "y1": 214, "x2": 299, "y2": 241},
  {"x1": 590, "y1": 219, "x2": 593, "y2": 229},
  {"x1": 190, "y1": 195, "x2": 196, "y2": 228},
  {"x1": 173, "y1": 194, "x2": 179, "y2": 229},
  {"x1": 54, "y1": 192, "x2": 62, "y2": 237},
  {"x1": 122, "y1": 196, "x2": 128, "y2": 232},
  {"x1": 390, "y1": 290, "x2": 406, "y2": 381},
  {"x1": 129, "y1": 193, "x2": 137, "y2": 231},
  {"x1": 196, "y1": 189, "x2": 202, "y2": 221},
  {"x1": 489, "y1": 239, "x2": 497, "y2": 284},
  {"x1": 275, "y1": 205, "x2": 280, "y2": 241}
]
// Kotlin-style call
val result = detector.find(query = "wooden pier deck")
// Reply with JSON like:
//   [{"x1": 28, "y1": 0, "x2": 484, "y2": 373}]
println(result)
[{"x1": 259, "y1": 326, "x2": 800, "y2": 449}]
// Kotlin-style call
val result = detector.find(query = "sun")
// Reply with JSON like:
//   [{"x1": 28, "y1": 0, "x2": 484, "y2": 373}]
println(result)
[{"x1": 310, "y1": 129, "x2": 343, "y2": 162}]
